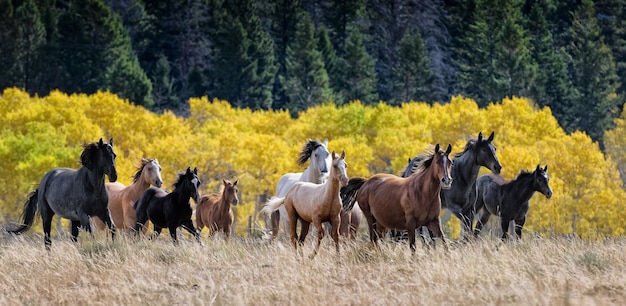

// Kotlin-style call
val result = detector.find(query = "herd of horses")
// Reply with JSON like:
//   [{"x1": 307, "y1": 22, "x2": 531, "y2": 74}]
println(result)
[{"x1": 5, "y1": 133, "x2": 553, "y2": 256}]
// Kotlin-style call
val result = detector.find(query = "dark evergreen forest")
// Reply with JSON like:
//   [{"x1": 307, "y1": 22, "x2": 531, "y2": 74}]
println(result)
[{"x1": 1, "y1": 0, "x2": 624, "y2": 145}]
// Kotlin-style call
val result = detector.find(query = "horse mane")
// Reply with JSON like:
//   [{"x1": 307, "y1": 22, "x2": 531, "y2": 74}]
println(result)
[
  {"x1": 132, "y1": 158, "x2": 155, "y2": 183},
  {"x1": 172, "y1": 172, "x2": 186, "y2": 189},
  {"x1": 80, "y1": 141, "x2": 102, "y2": 167},
  {"x1": 455, "y1": 138, "x2": 478, "y2": 158},
  {"x1": 412, "y1": 150, "x2": 436, "y2": 176},
  {"x1": 297, "y1": 139, "x2": 324, "y2": 166}
]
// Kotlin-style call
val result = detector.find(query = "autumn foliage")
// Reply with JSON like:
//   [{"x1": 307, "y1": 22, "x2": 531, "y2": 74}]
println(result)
[{"x1": 1, "y1": 88, "x2": 624, "y2": 238}]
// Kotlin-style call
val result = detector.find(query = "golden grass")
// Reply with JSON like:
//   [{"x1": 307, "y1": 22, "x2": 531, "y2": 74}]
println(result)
[{"x1": 0, "y1": 232, "x2": 624, "y2": 305}]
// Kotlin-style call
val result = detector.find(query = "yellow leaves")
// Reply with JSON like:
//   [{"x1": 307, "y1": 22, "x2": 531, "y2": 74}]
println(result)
[{"x1": 2, "y1": 88, "x2": 626, "y2": 238}]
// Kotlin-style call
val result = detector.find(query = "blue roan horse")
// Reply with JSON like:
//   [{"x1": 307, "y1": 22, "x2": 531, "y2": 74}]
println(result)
[
  {"x1": 8, "y1": 138, "x2": 118, "y2": 249},
  {"x1": 133, "y1": 167, "x2": 201, "y2": 243},
  {"x1": 473, "y1": 165, "x2": 553, "y2": 240}
]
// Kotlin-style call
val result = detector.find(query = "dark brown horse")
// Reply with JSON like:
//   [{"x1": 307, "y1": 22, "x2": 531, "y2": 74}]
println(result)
[
  {"x1": 473, "y1": 165, "x2": 553, "y2": 240},
  {"x1": 196, "y1": 179, "x2": 239, "y2": 238},
  {"x1": 342, "y1": 144, "x2": 453, "y2": 253}
]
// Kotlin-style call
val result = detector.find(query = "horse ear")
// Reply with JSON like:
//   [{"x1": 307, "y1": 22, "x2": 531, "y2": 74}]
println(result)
[
  {"x1": 543, "y1": 165, "x2": 548, "y2": 172},
  {"x1": 477, "y1": 132, "x2": 483, "y2": 141},
  {"x1": 331, "y1": 151, "x2": 336, "y2": 159},
  {"x1": 109, "y1": 138, "x2": 114, "y2": 146},
  {"x1": 185, "y1": 167, "x2": 191, "y2": 174},
  {"x1": 488, "y1": 131, "x2": 494, "y2": 142},
  {"x1": 434, "y1": 144, "x2": 440, "y2": 153},
  {"x1": 340, "y1": 150, "x2": 346, "y2": 159},
  {"x1": 445, "y1": 144, "x2": 452, "y2": 154},
  {"x1": 324, "y1": 138, "x2": 329, "y2": 147},
  {"x1": 193, "y1": 167, "x2": 198, "y2": 174},
  {"x1": 233, "y1": 180, "x2": 238, "y2": 186},
  {"x1": 536, "y1": 164, "x2": 541, "y2": 171},
  {"x1": 98, "y1": 138, "x2": 104, "y2": 146},
  {"x1": 223, "y1": 179, "x2": 227, "y2": 185}
]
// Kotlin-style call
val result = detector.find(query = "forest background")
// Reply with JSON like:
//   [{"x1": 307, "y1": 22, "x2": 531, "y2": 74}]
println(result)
[{"x1": 2, "y1": 0, "x2": 626, "y2": 239}]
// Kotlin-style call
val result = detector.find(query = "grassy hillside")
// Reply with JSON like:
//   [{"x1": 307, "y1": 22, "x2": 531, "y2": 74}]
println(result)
[{"x1": 0, "y1": 233, "x2": 624, "y2": 305}]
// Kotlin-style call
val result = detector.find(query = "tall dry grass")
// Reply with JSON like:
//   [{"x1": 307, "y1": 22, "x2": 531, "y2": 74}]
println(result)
[{"x1": 0, "y1": 231, "x2": 624, "y2": 305}]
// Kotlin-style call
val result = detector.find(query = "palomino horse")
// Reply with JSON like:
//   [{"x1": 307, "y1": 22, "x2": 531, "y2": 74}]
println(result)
[
  {"x1": 93, "y1": 158, "x2": 163, "y2": 233},
  {"x1": 270, "y1": 139, "x2": 331, "y2": 239},
  {"x1": 262, "y1": 151, "x2": 349, "y2": 259},
  {"x1": 473, "y1": 165, "x2": 553, "y2": 240},
  {"x1": 196, "y1": 179, "x2": 239, "y2": 238},
  {"x1": 134, "y1": 167, "x2": 201, "y2": 244},
  {"x1": 342, "y1": 144, "x2": 453, "y2": 253},
  {"x1": 8, "y1": 138, "x2": 117, "y2": 249}
]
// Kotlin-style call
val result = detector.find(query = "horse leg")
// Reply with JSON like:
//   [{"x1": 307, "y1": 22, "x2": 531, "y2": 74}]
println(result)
[
  {"x1": 150, "y1": 226, "x2": 162, "y2": 241},
  {"x1": 271, "y1": 210, "x2": 280, "y2": 241},
  {"x1": 474, "y1": 209, "x2": 491, "y2": 237},
  {"x1": 310, "y1": 220, "x2": 324, "y2": 260},
  {"x1": 70, "y1": 220, "x2": 80, "y2": 243},
  {"x1": 500, "y1": 218, "x2": 511, "y2": 240},
  {"x1": 168, "y1": 225, "x2": 178, "y2": 244},
  {"x1": 406, "y1": 219, "x2": 417, "y2": 254},
  {"x1": 97, "y1": 210, "x2": 116, "y2": 241},
  {"x1": 514, "y1": 216, "x2": 526, "y2": 239},
  {"x1": 426, "y1": 218, "x2": 448, "y2": 252},
  {"x1": 289, "y1": 213, "x2": 299, "y2": 252},
  {"x1": 298, "y1": 220, "x2": 310, "y2": 245},
  {"x1": 330, "y1": 217, "x2": 340, "y2": 254},
  {"x1": 181, "y1": 219, "x2": 201, "y2": 243}
]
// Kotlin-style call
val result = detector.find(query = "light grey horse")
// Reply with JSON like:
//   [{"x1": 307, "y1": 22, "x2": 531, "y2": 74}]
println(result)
[
  {"x1": 269, "y1": 139, "x2": 331, "y2": 240},
  {"x1": 8, "y1": 138, "x2": 118, "y2": 249}
]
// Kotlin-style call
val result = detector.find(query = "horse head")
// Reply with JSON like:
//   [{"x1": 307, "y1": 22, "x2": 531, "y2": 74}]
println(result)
[
  {"x1": 435, "y1": 144, "x2": 453, "y2": 189},
  {"x1": 81, "y1": 138, "x2": 117, "y2": 182},
  {"x1": 223, "y1": 179, "x2": 239, "y2": 206},
  {"x1": 139, "y1": 158, "x2": 163, "y2": 188},
  {"x1": 475, "y1": 131, "x2": 502, "y2": 174},
  {"x1": 534, "y1": 165, "x2": 553, "y2": 199},
  {"x1": 181, "y1": 167, "x2": 201, "y2": 203},
  {"x1": 331, "y1": 150, "x2": 349, "y2": 186},
  {"x1": 299, "y1": 139, "x2": 330, "y2": 175}
]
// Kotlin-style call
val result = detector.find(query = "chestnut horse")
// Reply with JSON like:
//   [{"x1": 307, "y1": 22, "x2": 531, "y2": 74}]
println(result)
[
  {"x1": 262, "y1": 151, "x2": 349, "y2": 259},
  {"x1": 341, "y1": 144, "x2": 453, "y2": 253},
  {"x1": 93, "y1": 158, "x2": 163, "y2": 233},
  {"x1": 196, "y1": 179, "x2": 239, "y2": 238}
]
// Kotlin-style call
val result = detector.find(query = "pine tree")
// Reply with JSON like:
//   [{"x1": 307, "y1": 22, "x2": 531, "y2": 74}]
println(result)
[
  {"x1": 281, "y1": 11, "x2": 333, "y2": 116},
  {"x1": 567, "y1": 0, "x2": 621, "y2": 144},
  {"x1": 209, "y1": 0, "x2": 276, "y2": 109},
  {"x1": 337, "y1": 24, "x2": 378, "y2": 104},
  {"x1": 12, "y1": 0, "x2": 46, "y2": 91},
  {"x1": 0, "y1": 0, "x2": 17, "y2": 90},
  {"x1": 317, "y1": 25, "x2": 342, "y2": 102},
  {"x1": 393, "y1": 28, "x2": 433, "y2": 105},
  {"x1": 152, "y1": 53, "x2": 179, "y2": 110},
  {"x1": 527, "y1": 0, "x2": 576, "y2": 128}
]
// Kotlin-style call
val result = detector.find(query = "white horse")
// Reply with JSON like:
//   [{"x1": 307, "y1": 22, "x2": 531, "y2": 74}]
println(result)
[
  {"x1": 263, "y1": 151, "x2": 349, "y2": 258},
  {"x1": 270, "y1": 139, "x2": 331, "y2": 239}
]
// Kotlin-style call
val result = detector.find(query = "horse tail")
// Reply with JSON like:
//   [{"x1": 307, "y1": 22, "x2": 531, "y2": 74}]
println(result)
[
  {"x1": 133, "y1": 188, "x2": 158, "y2": 212},
  {"x1": 340, "y1": 177, "x2": 366, "y2": 211},
  {"x1": 7, "y1": 189, "x2": 39, "y2": 234},
  {"x1": 260, "y1": 196, "x2": 285, "y2": 216}
]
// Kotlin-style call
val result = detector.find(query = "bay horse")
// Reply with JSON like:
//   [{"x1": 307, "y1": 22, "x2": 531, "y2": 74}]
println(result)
[
  {"x1": 262, "y1": 151, "x2": 349, "y2": 259},
  {"x1": 93, "y1": 158, "x2": 163, "y2": 233},
  {"x1": 8, "y1": 138, "x2": 118, "y2": 250},
  {"x1": 133, "y1": 167, "x2": 201, "y2": 244},
  {"x1": 473, "y1": 165, "x2": 553, "y2": 240},
  {"x1": 196, "y1": 179, "x2": 239, "y2": 238},
  {"x1": 342, "y1": 144, "x2": 453, "y2": 253},
  {"x1": 270, "y1": 139, "x2": 331, "y2": 239}
]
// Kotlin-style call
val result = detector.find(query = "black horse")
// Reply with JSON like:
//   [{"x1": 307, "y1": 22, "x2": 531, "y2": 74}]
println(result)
[
  {"x1": 390, "y1": 132, "x2": 502, "y2": 241},
  {"x1": 473, "y1": 165, "x2": 553, "y2": 240},
  {"x1": 8, "y1": 138, "x2": 118, "y2": 249},
  {"x1": 133, "y1": 167, "x2": 201, "y2": 243}
]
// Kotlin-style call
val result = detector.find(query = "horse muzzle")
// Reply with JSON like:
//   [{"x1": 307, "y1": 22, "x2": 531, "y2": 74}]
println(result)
[
  {"x1": 441, "y1": 178, "x2": 453, "y2": 190},
  {"x1": 108, "y1": 171, "x2": 118, "y2": 182},
  {"x1": 491, "y1": 163, "x2": 502, "y2": 175},
  {"x1": 154, "y1": 180, "x2": 163, "y2": 188},
  {"x1": 544, "y1": 189, "x2": 553, "y2": 199}
]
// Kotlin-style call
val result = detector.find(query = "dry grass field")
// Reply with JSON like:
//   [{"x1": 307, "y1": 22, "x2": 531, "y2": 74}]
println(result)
[{"x1": 0, "y1": 231, "x2": 624, "y2": 305}]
